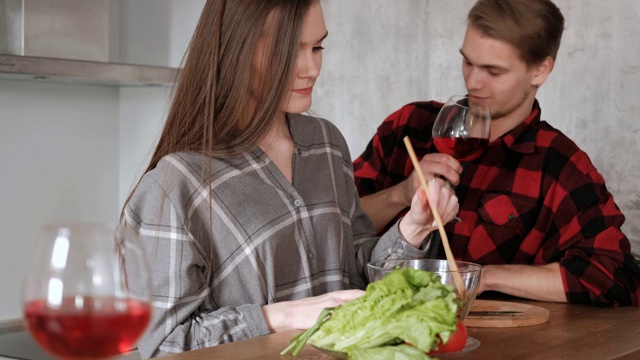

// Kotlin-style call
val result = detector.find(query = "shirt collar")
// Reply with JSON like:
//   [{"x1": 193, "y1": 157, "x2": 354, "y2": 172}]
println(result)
[{"x1": 499, "y1": 100, "x2": 542, "y2": 154}]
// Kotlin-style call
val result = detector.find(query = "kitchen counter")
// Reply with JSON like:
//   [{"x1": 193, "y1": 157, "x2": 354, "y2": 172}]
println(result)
[
  {"x1": 0, "y1": 319, "x2": 140, "y2": 360},
  {"x1": 157, "y1": 300, "x2": 640, "y2": 360}
]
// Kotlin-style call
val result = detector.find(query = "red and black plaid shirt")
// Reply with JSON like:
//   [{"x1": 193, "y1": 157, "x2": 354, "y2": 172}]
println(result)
[{"x1": 353, "y1": 100, "x2": 640, "y2": 306}]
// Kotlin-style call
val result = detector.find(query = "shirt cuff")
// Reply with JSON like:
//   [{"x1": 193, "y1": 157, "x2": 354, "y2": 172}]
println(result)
[
  {"x1": 239, "y1": 304, "x2": 272, "y2": 338},
  {"x1": 382, "y1": 219, "x2": 430, "y2": 259}
]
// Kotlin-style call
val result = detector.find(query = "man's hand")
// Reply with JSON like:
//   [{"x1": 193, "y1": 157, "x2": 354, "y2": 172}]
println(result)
[{"x1": 400, "y1": 153, "x2": 463, "y2": 206}]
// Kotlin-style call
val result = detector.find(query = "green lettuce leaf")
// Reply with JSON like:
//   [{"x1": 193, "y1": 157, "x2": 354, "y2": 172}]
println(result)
[{"x1": 281, "y1": 267, "x2": 460, "y2": 357}]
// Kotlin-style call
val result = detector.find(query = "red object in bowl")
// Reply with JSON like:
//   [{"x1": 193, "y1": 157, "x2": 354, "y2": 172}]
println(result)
[{"x1": 428, "y1": 321, "x2": 468, "y2": 355}]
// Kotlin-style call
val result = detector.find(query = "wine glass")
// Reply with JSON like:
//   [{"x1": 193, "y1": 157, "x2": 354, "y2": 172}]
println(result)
[
  {"x1": 430, "y1": 95, "x2": 490, "y2": 224},
  {"x1": 432, "y1": 95, "x2": 491, "y2": 162},
  {"x1": 22, "y1": 223, "x2": 151, "y2": 359}
]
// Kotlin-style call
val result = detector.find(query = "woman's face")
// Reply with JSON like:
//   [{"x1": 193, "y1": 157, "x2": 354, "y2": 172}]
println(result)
[
  {"x1": 282, "y1": 1, "x2": 327, "y2": 113},
  {"x1": 250, "y1": 2, "x2": 328, "y2": 115}
]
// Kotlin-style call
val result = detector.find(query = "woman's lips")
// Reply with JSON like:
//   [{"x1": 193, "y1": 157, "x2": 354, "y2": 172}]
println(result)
[{"x1": 293, "y1": 87, "x2": 313, "y2": 95}]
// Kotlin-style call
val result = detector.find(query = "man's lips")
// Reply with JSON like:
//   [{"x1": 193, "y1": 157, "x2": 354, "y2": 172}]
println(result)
[
  {"x1": 469, "y1": 95, "x2": 487, "y2": 102},
  {"x1": 293, "y1": 86, "x2": 313, "y2": 95}
]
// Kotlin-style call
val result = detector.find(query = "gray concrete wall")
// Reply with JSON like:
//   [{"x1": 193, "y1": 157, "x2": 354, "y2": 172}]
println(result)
[{"x1": 312, "y1": 0, "x2": 640, "y2": 252}]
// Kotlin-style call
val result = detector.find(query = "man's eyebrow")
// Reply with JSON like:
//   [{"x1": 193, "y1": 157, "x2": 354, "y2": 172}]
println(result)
[
  {"x1": 302, "y1": 31, "x2": 329, "y2": 45},
  {"x1": 459, "y1": 49, "x2": 509, "y2": 72}
]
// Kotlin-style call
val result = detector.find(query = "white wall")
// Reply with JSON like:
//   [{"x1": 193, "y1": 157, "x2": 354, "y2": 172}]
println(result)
[
  {"x1": 118, "y1": 0, "x2": 204, "y2": 68},
  {"x1": 117, "y1": 0, "x2": 204, "y2": 206},
  {"x1": 0, "y1": 81, "x2": 119, "y2": 319},
  {"x1": 0, "y1": 0, "x2": 637, "y2": 321},
  {"x1": 541, "y1": 1, "x2": 640, "y2": 249},
  {"x1": 0, "y1": 0, "x2": 204, "y2": 321}
]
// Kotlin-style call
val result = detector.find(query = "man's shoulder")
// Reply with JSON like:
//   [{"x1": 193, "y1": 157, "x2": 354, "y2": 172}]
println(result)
[
  {"x1": 536, "y1": 121, "x2": 584, "y2": 155},
  {"x1": 374, "y1": 101, "x2": 441, "y2": 140},
  {"x1": 405, "y1": 100, "x2": 444, "y2": 111},
  {"x1": 390, "y1": 100, "x2": 443, "y2": 122},
  {"x1": 534, "y1": 121, "x2": 601, "y2": 180},
  {"x1": 375, "y1": 100, "x2": 443, "y2": 137}
]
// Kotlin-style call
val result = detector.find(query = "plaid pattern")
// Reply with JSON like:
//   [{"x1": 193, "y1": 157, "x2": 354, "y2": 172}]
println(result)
[
  {"x1": 353, "y1": 100, "x2": 640, "y2": 306},
  {"x1": 125, "y1": 114, "x2": 428, "y2": 358}
]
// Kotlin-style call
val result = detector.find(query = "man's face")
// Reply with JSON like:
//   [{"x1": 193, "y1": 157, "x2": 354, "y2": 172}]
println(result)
[{"x1": 460, "y1": 26, "x2": 540, "y2": 123}]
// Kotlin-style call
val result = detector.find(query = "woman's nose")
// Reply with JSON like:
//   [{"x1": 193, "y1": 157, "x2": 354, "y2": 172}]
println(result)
[{"x1": 297, "y1": 52, "x2": 321, "y2": 79}]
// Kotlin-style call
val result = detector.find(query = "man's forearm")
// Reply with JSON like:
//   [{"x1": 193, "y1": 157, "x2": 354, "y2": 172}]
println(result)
[
  {"x1": 480, "y1": 262, "x2": 567, "y2": 303},
  {"x1": 360, "y1": 184, "x2": 409, "y2": 233}
]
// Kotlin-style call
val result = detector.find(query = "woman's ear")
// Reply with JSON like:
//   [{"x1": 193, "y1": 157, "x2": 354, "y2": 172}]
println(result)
[{"x1": 531, "y1": 56, "x2": 554, "y2": 88}]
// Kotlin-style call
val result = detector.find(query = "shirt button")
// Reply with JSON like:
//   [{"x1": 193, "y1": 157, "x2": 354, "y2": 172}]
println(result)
[
  {"x1": 393, "y1": 243, "x2": 404, "y2": 251},
  {"x1": 307, "y1": 252, "x2": 315, "y2": 259},
  {"x1": 294, "y1": 199, "x2": 303, "y2": 207}
]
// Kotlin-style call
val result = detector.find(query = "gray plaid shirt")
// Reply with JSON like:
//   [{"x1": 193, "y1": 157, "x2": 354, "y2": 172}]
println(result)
[{"x1": 125, "y1": 114, "x2": 428, "y2": 358}]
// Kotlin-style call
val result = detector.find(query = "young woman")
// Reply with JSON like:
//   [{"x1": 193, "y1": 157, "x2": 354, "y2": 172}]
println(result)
[{"x1": 122, "y1": 0, "x2": 459, "y2": 358}]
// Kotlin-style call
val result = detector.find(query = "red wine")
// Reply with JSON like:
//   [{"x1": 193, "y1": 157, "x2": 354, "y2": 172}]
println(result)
[
  {"x1": 24, "y1": 297, "x2": 151, "y2": 359},
  {"x1": 433, "y1": 137, "x2": 488, "y2": 162}
]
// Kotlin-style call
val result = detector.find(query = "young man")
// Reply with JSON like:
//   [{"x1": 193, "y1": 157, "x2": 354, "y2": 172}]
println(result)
[{"x1": 353, "y1": 0, "x2": 640, "y2": 306}]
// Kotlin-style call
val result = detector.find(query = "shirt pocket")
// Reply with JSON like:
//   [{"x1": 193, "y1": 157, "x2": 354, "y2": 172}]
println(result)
[{"x1": 477, "y1": 193, "x2": 538, "y2": 234}]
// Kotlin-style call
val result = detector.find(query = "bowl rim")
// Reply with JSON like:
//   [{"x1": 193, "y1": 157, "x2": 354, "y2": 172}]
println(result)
[{"x1": 367, "y1": 259, "x2": 482, "y2": 274}]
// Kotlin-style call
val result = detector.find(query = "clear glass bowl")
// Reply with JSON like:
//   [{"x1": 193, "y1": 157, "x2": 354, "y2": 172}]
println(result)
[{"x1": 367, "y1": 259, "x2": 482, "y2": 320}]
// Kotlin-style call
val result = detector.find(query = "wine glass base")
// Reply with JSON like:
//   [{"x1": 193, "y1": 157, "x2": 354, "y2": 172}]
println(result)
[
  {"x1": 438, "y1": 336, "x2": 481, "y2": 358},
  {"x1": 464, "y1": 336, "x2": 481, "y2": 352}
]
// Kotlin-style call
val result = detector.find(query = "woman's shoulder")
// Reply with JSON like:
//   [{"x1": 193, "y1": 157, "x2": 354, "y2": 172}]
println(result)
[
  {"x1": 126, "y1": 152, "x2": 209, "y2": 223},
  {"x1": 151, "y1": 151, "x2": 207, "y2": 182},
  {"x1": 133, "y1": 152, "x2": 209, "y2": 200},
  {"x1": 289, "y1": 113, "x2": 349, "y2": 150}
]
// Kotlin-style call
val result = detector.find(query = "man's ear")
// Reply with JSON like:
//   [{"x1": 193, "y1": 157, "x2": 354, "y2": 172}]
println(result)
[{"x1": 531, "y1": 56, "x2": 554, "y2": 87}]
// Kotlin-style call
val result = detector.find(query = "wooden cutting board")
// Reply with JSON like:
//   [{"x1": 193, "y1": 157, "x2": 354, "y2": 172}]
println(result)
[{"x1": 464, "y1": 300, "x2": 550, "y2": 328}]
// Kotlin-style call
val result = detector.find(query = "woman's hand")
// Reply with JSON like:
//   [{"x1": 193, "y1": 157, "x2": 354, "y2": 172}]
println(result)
[
  {"x1": 261, "y1": 289, "x2": 364, "y2": 332},
  {"x1": 399, "y1": 177, "x2": 459, "y2": 248}
]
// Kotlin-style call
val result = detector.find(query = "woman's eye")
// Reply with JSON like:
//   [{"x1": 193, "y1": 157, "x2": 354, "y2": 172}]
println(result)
[{"x1": 312, "y1": 46, "x2": 325, "y2": 52}]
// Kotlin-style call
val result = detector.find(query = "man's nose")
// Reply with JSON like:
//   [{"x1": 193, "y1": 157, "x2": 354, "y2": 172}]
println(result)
[{"x1": 465, "y1": 68, "x2": 483, "y2": 90}]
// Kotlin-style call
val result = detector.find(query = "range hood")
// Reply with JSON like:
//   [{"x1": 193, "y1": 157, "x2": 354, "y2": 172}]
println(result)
[
  {"x1": 0, "y1": 0, "x2": 179, "y2": 87},
  {"x1": 0, "y1": 54, "x2": 178, "y2": 87}
]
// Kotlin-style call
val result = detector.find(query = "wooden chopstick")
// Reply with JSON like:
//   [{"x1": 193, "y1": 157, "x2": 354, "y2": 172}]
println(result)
[{"x1": 402, "y1": 136, "x2": 466, "y2": 299}]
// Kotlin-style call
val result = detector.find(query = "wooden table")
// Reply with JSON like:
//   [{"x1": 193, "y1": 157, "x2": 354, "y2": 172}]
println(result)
[{"x1": 161, "y1": 301, "x2": 640, "y2": 360}]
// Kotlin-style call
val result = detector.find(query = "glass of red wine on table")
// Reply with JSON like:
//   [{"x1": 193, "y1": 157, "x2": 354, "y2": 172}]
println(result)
[{"x1": 22, "y1": 224, "x2": 151, "y2": 360}]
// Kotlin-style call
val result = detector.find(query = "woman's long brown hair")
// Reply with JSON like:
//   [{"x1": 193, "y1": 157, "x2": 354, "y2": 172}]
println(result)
[{"x1": 121, "y1": 0, "x2": 315, "y2": 219}]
